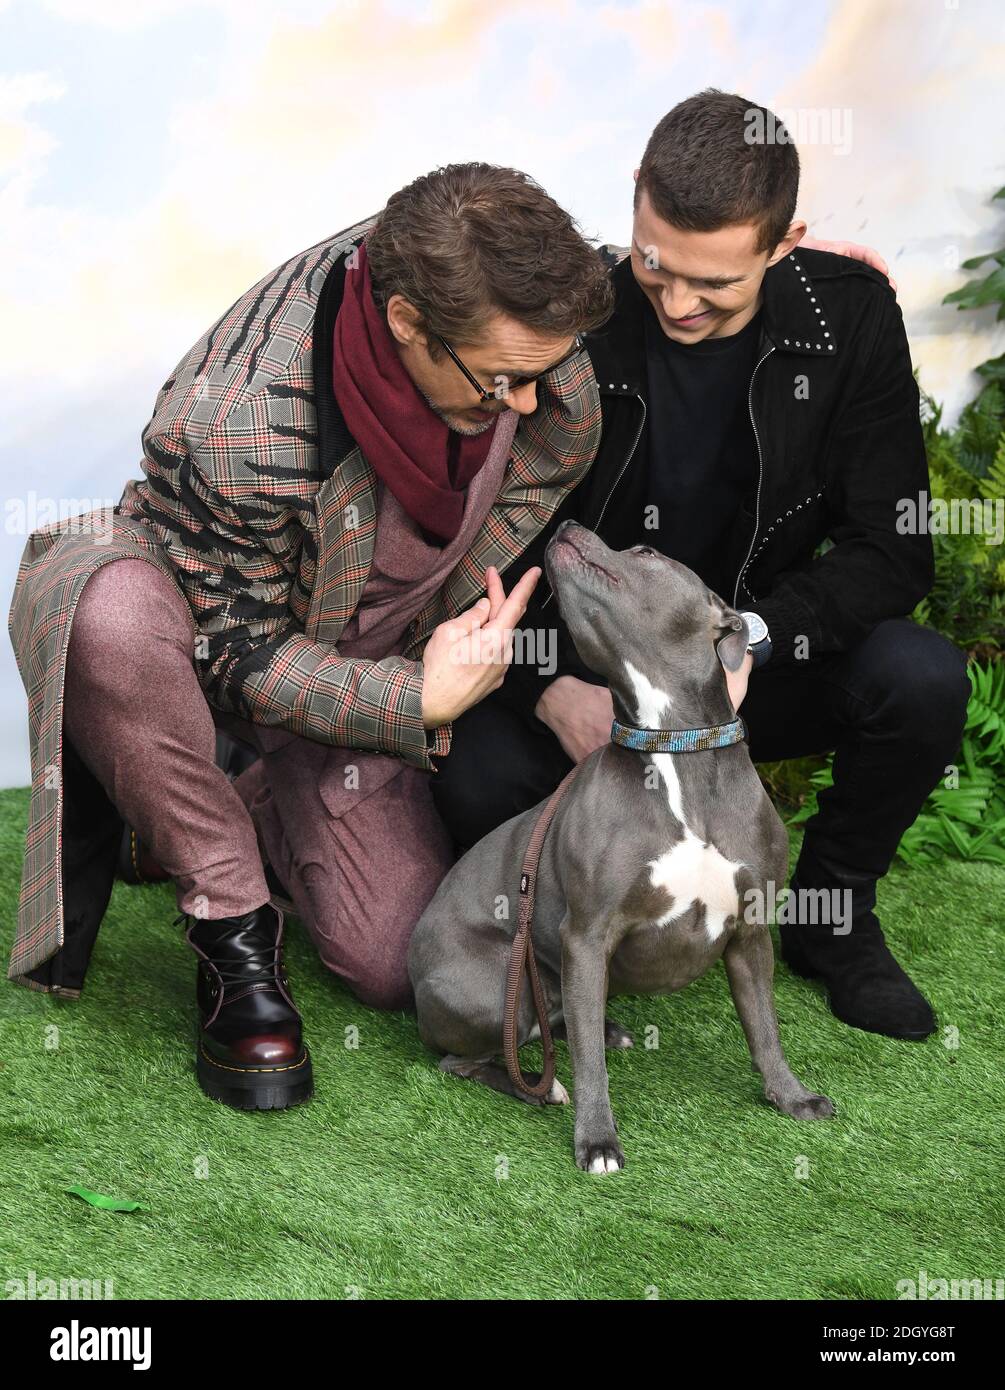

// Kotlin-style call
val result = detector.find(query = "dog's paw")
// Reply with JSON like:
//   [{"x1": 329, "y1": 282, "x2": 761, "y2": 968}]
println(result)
[
  {"x1": 772, "y1": 1089, "x2": 836, "y2": 1121},
  {"x1": 547, "y1": 1078, "x2": 571, "y2": 1105},
  {"x1": 516, "y1": 1072, "x2": 570, "y2": 1105},
  {"x1": 604, "y1": 1019, "x2": 635, "y2": 1049},
  {"x1": 799, "y1": 1092, "x2": 836, "y2": 1120},
  {"x1": 575, "y1": 1134, "x2": 626, "y2": 1174}
]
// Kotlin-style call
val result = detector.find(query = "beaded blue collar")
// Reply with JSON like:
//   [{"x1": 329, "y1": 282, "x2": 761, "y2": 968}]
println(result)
[{"x1": 609, "y1": 717, "x2": 746, "y2": 754}]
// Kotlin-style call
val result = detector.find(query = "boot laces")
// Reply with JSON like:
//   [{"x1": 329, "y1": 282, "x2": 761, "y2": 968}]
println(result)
[
  {"x1": 212, "y1": 949, "x2": 285, "y2": 993},
  {"x1": 175, "y1": 914, "x2": 286, "y2": 992}
]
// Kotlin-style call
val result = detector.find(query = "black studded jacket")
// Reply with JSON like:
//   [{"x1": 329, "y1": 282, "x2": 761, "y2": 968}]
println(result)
[{"x1": 500, "y1": 244, "x2": 934, "y2": 715}]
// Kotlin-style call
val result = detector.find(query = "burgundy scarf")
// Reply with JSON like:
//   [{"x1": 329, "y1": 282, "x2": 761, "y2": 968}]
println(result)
[{"x1": 332, "y1": 239, "x2": 497, "y2": 542}]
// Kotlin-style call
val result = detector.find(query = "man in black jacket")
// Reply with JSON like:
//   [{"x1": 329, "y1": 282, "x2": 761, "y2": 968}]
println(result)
[{"x1": 432, "y1": 90, "x2": 971, "y2": 1041}]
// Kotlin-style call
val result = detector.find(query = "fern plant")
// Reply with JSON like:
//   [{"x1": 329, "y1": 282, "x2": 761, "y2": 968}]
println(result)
[
  {"x1": 915, "y1": 386, "x2": 1005, "y2": 654},
  {"x1": 783, "y1": 662, "x2": 1005, "y2": 867},
  {"x1": 942, "y1": 184, "x2": 1005, "y2": 331}
]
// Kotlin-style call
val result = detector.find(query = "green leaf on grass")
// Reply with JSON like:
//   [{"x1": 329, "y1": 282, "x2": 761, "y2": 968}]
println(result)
[{"x1": 65, "y1": 1185, "x2": 145, "y2": 1213}]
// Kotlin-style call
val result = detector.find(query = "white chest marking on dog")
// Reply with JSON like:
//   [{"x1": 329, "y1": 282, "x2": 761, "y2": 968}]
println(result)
[{"x1": 624, "y1": 661, "x2": 743, "y2": 942}]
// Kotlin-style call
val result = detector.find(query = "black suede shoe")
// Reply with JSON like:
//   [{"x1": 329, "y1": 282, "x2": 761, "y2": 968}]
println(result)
[
  {"x1": 779, "y1": 910, "x2": 936, "y2": 1041},
  {"x1": 178, "y1": 903, "x2": 314, "y2": 1110}
]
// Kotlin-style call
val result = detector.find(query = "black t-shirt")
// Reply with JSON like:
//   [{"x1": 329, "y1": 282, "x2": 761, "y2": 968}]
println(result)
[{"x1": 604, "y1": 303, "x2": 763, "y2": 602}]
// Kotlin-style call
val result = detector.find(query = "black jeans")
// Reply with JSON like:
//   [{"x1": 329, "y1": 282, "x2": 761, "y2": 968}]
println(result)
[{"x1": 431, "y1": 619, "x2": 971, "y2": 920}]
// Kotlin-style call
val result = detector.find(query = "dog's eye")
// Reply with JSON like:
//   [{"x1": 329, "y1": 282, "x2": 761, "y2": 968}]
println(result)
[{"x1": 635, "y1": 546, "x2": 657, "y2": 557}]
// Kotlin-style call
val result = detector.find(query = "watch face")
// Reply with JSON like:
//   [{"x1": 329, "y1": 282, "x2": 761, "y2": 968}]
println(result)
[{"x1": 741, "y1": 611, "x2": 768, "y2": 645}]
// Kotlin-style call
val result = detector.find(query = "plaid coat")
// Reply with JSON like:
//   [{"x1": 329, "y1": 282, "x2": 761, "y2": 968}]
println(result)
[{"x1": 7, "y1": 214, "x2": 602, "y2": 993}]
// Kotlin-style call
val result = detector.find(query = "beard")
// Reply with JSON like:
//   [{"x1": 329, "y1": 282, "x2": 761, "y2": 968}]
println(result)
[{"x1": 417, "y1": 385, "x2": 499, "y2": 437}]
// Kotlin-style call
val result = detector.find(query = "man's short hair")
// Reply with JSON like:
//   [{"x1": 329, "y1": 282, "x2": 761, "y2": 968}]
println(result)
[
  {"x1": 366, "y1": 163, "x2": 614, "y2": 357},
  {"x1": 635, "y1": 89, "x2": 800, "y2": 254}
]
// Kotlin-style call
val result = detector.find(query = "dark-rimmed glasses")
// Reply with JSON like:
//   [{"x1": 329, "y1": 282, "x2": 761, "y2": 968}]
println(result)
[{"x1": 434, "y1": 333, "x2": 585, "y2": 405}]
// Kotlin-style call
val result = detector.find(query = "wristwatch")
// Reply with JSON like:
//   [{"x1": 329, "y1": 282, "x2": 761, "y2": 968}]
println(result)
[{"x1": 740, "y1": 611, "x2": 772, "y2": 668}]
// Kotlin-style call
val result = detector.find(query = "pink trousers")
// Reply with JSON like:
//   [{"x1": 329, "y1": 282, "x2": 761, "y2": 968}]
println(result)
[{"x1": 62, "y1": 558, "x2": 455, "y2": 1009}]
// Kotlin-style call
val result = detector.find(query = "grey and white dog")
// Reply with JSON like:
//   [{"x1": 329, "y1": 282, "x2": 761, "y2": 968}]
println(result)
[{"x1": 408, "y1": 521, "x2": 834, "y2": 1173}]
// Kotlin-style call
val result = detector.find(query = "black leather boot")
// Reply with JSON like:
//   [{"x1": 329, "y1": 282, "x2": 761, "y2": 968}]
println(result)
[
  {"x1": 779, "y1": 908, "x2": 936, "y2": 1041},
  {"x1": 178, "y1": 903, "x2": 314, "y2": 1110}
]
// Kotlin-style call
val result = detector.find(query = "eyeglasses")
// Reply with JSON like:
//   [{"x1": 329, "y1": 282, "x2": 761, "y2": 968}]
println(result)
[{"x1": 434, "y1": 332, "x2": 585, "y2": 405}]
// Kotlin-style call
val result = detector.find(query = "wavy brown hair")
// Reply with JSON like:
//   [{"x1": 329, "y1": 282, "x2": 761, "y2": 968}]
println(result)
[{"x1": 365, "y1": 163, "x2": 614, "y2": 360}]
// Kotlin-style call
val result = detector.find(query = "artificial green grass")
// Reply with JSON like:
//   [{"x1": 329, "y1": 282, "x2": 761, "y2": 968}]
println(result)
[{"x1": 1, "y1": 783, "x2": 1002, "y2": 1300}]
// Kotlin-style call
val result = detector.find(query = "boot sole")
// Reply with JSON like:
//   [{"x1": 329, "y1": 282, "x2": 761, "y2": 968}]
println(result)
[
  {"x1": 827, "y1": 1009, "x2": 935, "y2": 1042},
  {"x1": 196, "y1": 1044, "x2": 314, "y2": 1111}
]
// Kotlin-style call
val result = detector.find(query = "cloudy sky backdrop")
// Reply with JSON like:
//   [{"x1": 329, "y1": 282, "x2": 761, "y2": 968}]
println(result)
[{"x1": 1, "y1": 0, "x2": 1002, "y2": 787}]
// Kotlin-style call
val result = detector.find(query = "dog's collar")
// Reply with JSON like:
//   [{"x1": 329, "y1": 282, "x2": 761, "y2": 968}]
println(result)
[{"x1": 610, "y1": 716, "x2": 746, "y2": 754}]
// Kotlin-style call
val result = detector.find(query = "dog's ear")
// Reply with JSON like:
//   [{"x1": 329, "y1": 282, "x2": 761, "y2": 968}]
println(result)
[{"x1": 712, "y1": 599, "x2": 750, "y2": 673}]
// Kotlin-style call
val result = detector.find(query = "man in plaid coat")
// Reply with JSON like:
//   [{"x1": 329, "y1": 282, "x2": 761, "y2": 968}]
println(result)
[{"x1": 6, "y1": 164, "x2": 612, "y2": 1110}]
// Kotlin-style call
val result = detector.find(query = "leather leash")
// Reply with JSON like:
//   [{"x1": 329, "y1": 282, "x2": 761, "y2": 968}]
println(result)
[
  {"x1": 503, "y1": 762, "x2": 583, "y2": 1100},
  {"x1": 503, "y1": 710, "x2": 747, "y2": 1099}
]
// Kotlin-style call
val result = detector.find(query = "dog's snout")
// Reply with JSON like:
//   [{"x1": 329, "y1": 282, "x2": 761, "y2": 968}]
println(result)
[{"x1": 550, "y1": 519, "x2": 586, "y2": 551}]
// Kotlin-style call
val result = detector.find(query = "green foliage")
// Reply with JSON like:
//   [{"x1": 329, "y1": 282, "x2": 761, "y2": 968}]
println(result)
[
  {"x1": 756, "y1": 755, "x2": 827, "y2": 809},
  {"x1": 942, "y1": 185, "x2": 1005, "y2": 321},
  {"x1": 781, "y1": 661, "x2": 1005, "y2": 867},
  {"x1": 976, "y1": 351, "x2": 1005, "y2": 384},
  {"x1": 913, "y1": 383, "x2": 1005, "y2": 652}
]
